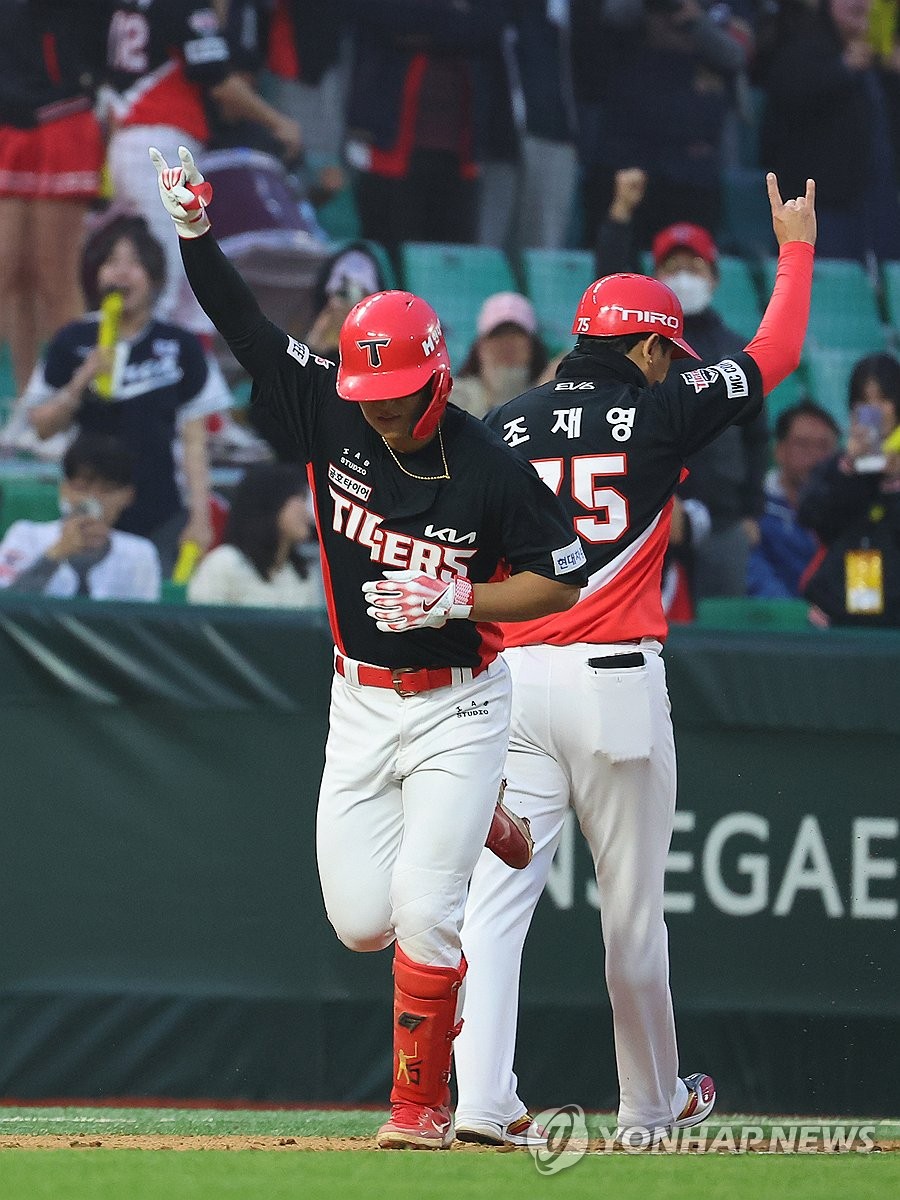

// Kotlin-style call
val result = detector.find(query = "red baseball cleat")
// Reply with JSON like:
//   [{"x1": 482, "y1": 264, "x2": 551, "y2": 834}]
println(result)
[
  {"x1": 376, "y1": 1101, "x2": 454, "y2": 1150},
  {"x1": 485, "y1": 797, "x2": 534, "y2": 870}
]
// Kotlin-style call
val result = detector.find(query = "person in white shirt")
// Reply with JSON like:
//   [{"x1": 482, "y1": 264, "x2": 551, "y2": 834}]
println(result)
[
  {"x1": 0, "y1": 434, "x2": 161, "y2": 601},
  {"x1": 188, "y1": 463, "x2": 323, "y2": 608}
]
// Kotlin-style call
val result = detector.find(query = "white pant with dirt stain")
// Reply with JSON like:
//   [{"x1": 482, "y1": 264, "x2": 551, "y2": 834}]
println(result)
[{"x1": 455, "y1": 641, "x2": 689, "y2": 1132}]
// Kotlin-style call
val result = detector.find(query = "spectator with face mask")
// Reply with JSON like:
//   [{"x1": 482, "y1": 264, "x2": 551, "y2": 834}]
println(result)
[
  {"x1": 0, "y1": 433, "x2": 161, "y2": 601},
  {"x1": 451, "y1": 293, "x2": 549, "y2": 420},
  {"x1": 595, "y1": 173, "x2": 770, "y2": 598}
]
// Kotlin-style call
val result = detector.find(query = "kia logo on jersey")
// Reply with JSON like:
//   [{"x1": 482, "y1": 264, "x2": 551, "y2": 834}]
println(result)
[
  {"x1": 357, "y1": 337, "x2": 391, "y2": 367},
  {"x1": 423, "y1": 524, "x2": 477, "y2": 544}
]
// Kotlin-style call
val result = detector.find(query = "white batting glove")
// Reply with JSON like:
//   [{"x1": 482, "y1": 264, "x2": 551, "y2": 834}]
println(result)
[
  {"x1": 362, "y1": 570, "x2": 475, "y2": 633},
  {"x1": 148, "y1": 145, "x2": 213, "y2": 239}
]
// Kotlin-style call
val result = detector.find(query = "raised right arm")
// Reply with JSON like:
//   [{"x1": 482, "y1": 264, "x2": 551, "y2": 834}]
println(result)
[{"x1": 150, "y1": 146, "x2": 286, "y2": 379}]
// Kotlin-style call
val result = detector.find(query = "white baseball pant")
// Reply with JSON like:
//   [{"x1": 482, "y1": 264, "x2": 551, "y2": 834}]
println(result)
[
  {"x1": 456, "y1": 641, "x2": 689, "y2": 1131},
  {"x1": 316, "y1": 656, "x2": 512, "y2": 969}
]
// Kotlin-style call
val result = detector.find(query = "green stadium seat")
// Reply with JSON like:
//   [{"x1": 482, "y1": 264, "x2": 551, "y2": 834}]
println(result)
[
  {"x1": 765, "y1": 366, "x2": 809, "y2": 427},
  {"x1": 0, "y1": 478, "x2": 60, "y2": 538},
  {"x1": 881, "y1": 260, "x2": 900, "y2": 331},
  {"x1": 762, "y1": 257, "x2": 886, "y2": 354},
  {"x1": 715, "y1": 254, "x2": 763, "y2": 342},
  {"x1": 0, "y1": 342, "x2": 15, "y2": 426},
  {"x1": 803, "y1": 346, "x2": 860, "y2": 433},
  {"x1": 694, "y1": 596, "x2": 812, "y2": 632},
  {"x1": 719, "y1": 167, "x2": 777, "y2": 259},
  {"x1": 522, "y1": 248, "x2": 595, "y2": 355},
  {"x1": 160, "y1": 580, "x2": 188, "y2": 604},
  {"x1": 400, "y1": 242, "x2": 517, "y2": 370}
]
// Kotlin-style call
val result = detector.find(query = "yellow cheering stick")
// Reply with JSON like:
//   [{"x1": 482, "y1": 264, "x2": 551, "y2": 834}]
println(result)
[
  {"x1": 882, "y1": 424, "x2": 900, "y2": 455},
  {"x1": 171, "y1": 540, "x2": 202, "y2": 585},
  {"x1": 93, "y1": 290, "x2": 123, "y2": 399}
]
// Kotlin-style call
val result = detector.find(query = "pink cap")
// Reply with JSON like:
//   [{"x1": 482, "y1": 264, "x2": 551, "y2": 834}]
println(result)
[{"x1": 477, "y1": 291, "x2": 537, "y2": 337}]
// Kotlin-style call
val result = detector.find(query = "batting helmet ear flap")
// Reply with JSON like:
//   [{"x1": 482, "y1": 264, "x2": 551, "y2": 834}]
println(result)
[{"x1": 411, "y1": 366, "x2": 453, "y2": 441}]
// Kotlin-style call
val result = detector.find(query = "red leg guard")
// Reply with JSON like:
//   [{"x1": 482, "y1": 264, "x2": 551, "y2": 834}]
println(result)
[{"x1": 389, "y1": 946, "x2": 467, "y2": 1107}]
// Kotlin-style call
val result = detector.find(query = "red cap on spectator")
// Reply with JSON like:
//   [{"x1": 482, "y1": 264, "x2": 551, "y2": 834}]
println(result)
[{"x1": 652, "y1": 223, "x2": 718, "y2": 270}]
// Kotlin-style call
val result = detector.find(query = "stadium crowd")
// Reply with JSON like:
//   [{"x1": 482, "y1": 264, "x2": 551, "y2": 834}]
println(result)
[{"x1": 1, "y1": 0, "x2": 899, "y2": 625}]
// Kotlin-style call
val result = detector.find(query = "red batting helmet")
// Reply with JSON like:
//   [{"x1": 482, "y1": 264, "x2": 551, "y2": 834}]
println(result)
[
  {"x1": 337, "y1": 291, "x2": 453, "y2": 440},
  {"x1": 572, "y1": 273, "x2": 699, "y2": 359}
]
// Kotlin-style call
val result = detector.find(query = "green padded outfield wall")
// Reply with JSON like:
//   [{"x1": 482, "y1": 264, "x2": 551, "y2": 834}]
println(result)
[{"x1": 0, "y1": 597, "x2": 897, "y2": 1114}]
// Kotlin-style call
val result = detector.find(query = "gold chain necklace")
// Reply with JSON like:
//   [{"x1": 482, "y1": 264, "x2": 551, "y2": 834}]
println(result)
[{"x1": 381, "y1": 425, "x2": 450, "y2": 481}]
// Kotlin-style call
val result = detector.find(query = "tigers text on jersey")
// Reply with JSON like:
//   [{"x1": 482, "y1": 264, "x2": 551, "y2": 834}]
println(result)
[
  {"x1": 485, "y1": 342, "x2": 764, "y2": 646},
  {"x1": 105, "y1": 1, "x2": 231, "y2": 141},
  {"x1": 180, "y1": 232, "x2": 586, "y2": 669}
]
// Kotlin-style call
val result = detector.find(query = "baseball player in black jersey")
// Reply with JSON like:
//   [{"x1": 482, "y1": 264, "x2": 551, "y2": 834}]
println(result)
[
  {"x1": 453, "y1": 176, "x2": 818, "y2": 1148},
  {"x1": 150, "y1": 146, "x2": 588, "y2": 1151}
]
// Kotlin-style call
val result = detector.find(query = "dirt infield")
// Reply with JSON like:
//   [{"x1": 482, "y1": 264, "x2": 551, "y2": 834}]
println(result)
[{"x1": 1, "y1": 1136, "x2": 898, "y2": 1153}]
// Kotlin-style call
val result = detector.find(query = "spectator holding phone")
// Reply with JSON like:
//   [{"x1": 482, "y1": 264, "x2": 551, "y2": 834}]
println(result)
[
  {"x1": 0, "y1": 434, "x2": 161, "y2": 601},
  {"x1": 799, "y1": 351, "x2": 900, "y2": 624},
  {"x1": 304, "y1": 243, "x2": 387, "y2": 361}
]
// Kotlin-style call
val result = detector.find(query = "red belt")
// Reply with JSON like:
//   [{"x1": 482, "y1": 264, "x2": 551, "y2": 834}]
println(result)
[{"x1": 335, "y1": 654, "x2": 487, "y2": 698}]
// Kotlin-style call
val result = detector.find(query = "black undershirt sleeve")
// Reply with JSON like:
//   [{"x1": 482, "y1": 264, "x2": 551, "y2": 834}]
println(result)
[{"x1": 179, "y1": 233, "x2": 287, "y2": 379}]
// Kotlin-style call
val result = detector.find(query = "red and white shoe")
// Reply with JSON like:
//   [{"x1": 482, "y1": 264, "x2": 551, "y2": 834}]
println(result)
[
  {"x1": 615, "y1": 1073, "x2": 716, "y2": 1148},
  {"x1": 485, "y1": 797, "x2": 534, "y2": 870},
  {"x1": 456, "y1": 1112, "x2": 547, "y2": 1147},
  {"x1": 376, "y1": 1101, "x2": 454, "y2": 1150},
  {"x1": 674, "y1": 1072, "x2": 716, "y2": 1129}
]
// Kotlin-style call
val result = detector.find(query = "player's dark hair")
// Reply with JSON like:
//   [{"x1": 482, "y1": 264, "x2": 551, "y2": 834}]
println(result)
[
  {"x1": 848, "y1": 352, "x2": 900, "y2": 421},
  {"x1": 457, "y1": 324, "x2": 549, "y2": 382},
  {"x1": 774, "y1": 399, "x2": 840, "y2": 442},
  {"x1": 62, "y1": 434, "x2": 134, "y2": 487},
  {"x1": 80, "y1": 215, "x2": 167, "y2": 310},
  {"x1": 224, "y1": 463, "x2": 311, "y2": 581},
  {"x1": 577, "y1": 332, "x2": 673, "y2": 356}
]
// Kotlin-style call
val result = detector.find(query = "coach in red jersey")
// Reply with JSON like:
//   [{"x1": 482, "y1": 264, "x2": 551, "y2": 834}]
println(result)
[
  {"x1": 453, "y1": 176, "x2": 817, "y2": 1150},
  {"x1": 150, "y1": 146, "x2": 587, "y2": 1152}
]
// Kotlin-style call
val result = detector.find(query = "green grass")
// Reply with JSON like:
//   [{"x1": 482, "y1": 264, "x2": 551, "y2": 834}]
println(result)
[
  {"x1": 0, "y1": 1150, "x2": 898, "y2": 1200},
  {"x1": 0, "y1": 1107, "x2": 897, "y2": 1141},
  {"x1": 0, "y1": 1107, "x2": 897, "y2": 1200},
  {"x1": 0, "y1": 1105, "x2": 381, "y2": 1138}
]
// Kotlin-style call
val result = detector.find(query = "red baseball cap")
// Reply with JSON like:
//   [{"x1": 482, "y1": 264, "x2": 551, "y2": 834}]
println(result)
[
  {"x1": 652, "y1": 223, "x2": 718, "y2": 270},
  {"x1": 572, "y1": 273, "x2": 699, "y2": 359}
]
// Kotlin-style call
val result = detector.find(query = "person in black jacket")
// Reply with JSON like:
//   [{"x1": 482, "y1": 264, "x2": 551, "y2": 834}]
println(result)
[
  {"x1": 799, "y1": 351, "x2": 900, "y2": 625},
  {"x1": 595, "y1": 171, "x2": 769, "y2": 597},
  {"x1": 343, "y1": 0, "x2": 514, "y2": 265},
  {"x1": 756, "y1": 0, "x2": 900, "y2": 260}
]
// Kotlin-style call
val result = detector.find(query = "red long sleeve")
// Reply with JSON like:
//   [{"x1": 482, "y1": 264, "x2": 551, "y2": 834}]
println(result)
[{"x1": 744, "y1": 241, "x2": 815, "y2": 394}]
